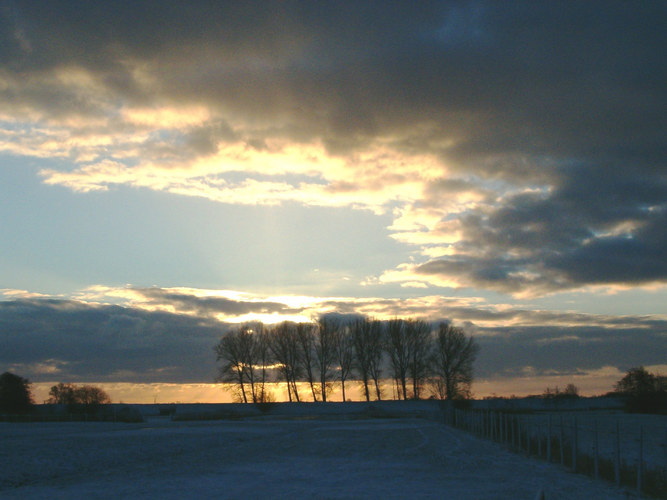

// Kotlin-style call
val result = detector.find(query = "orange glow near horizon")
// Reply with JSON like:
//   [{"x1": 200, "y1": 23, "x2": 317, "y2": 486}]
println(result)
[{"x1": 30, "y1": 370, "x2": 629, "y2": 405}]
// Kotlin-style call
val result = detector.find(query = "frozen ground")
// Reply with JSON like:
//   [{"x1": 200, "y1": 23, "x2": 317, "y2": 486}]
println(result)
[
  {"x1": 519, "y1": 412, "x2": 667, "y2": 470},
  {"x1": 1, "y1": 416, "x2": 637, "y2": 499}
]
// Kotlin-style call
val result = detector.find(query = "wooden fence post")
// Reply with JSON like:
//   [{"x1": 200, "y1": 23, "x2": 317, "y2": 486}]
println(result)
[
  {"x1": 491, "y1": 411, "x2": 495, "y2": 441},
  {"x1": 571, "y1": 416, "x2": 578, "y2": 472},
  {"x1": 547, "y1": 414, "x2": 552, "y2": 462},
  {"x1": 538, "y1": 416, "x2": 542, "y2": 458},
  {"x1": 559, "y1": 415, "x2": 565, "y2": 466},
  {"x1": 594, "y1": 419, "x2": 599, "y2": 480},
  {"x1": 637, "y1": 425, "x2": 643, "y2": 495},
  {"x1": 615, "y1": 421, "x2": 621, "y2": 487},
  {"x1": 507, "y1": 413, "x2": 511, "y2": 445}
]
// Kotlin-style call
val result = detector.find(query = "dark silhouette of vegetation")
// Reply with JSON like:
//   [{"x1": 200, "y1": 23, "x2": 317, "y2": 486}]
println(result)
[
  {"x1": 48, "y1": 382, "x2": 111, "y2": 415},
  {"x1": 214, "y1": 326, "x2": 249, "y2": 402},
  {"x1": 406, "y1": 319, "x2": 431, "y2": 399},
  {"x1": 214, "y1": 323, "x2": 272, "y2": 403},
  {"x1": 386, "y1": 319, "x2": 411, "y2": 400},
  {"x1": 314, "y1": 315, "x2": 338, "y2": 402},
  {"x1": 268, "y1": 321, "x2": 302, "y2": 402},
  {"x1": 431, "y1": 323, "x2": 479, "y2": 400},
  {"x1": 214, "y1": 315, "x2": 480, "y2": 403},
  {"x1": 333, "y1": 323, "x2": 354, "y2": 401},
  {"x1": 543, "y1": 384, "x2": 579, "y2": 399},
  {"x1": 349, "y1": 317, "x2": 386, "y2": 401},
  {"x1": 0, "y1": 372, "x2": 34, "y2": 414},
  {"x1": 614, "y1": 366, "x2": 667, "y2": 413},
  {"x1": 250, "y1": 324, "x2": 272, "y2": 404},
  {"x1": 366, "y1": 319, "x2": 385, "y2": 400},
  {"x1": 296, "y1": 322, "x2": 319, "y2": 401},
  {"x1": 351, "y1": 318, "x2": 375, "y2": 401}
]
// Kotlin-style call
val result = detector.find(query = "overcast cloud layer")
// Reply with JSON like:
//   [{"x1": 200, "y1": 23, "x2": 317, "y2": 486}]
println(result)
[{"x1": 2, "y1": 1, "x2": 665, "y2": 296}]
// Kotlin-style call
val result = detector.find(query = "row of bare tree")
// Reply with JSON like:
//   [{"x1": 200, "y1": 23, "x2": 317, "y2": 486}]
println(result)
[
  {"x1": 47, "y1": 382, "x2": 111, "y2": 407},
  {"x1": 214, "y1": 316, "x2": 479, "y2": 403}
]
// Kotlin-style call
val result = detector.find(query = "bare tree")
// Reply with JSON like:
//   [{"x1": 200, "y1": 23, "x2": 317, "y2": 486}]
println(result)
[
  {"x1": 237, "y1": 324, "x2": 262, "y2": 403},
  {"x1": 351, "y1": 318, "x2": 373, "y2": 401},
  {"x1": 386, "y1": 319, "x2": 411, "y2": 400},
  {"x1": 214, "y1": 325, "x2": 255, "y2": 403},
  {"x1": 334, "y1": 323, "x2": 355, "y2": 401},
  {"x1": 47, "y1": 382, "x2": 78, "y2": 405},
  {"x1": 75, "y1": 385, "x2": 111, "y2": 406},
  {"x1": 314, "y1": 315, "x2": 338, "y2": 402},
  {"x1": 431, "y1": 323, "x2": 479, "y2": 400},
  {"x1": 47, "y1": 382, "x2": 110, "y2": 414},
  {"x1": 406, "y1": 319, "x2": 432, "y2": 399},
  {"x1": 269, "y1": 321, "x2": 302, "y2": 402},
  {"x1": 367, "y1": 319, "x2": 385, "y2": 400},
  {"x1": 215, "y1": 323, "x2": 272, "y2": 404},
  {"x1": 351, "y1": 317, "x2": 385, "y2": 401},
  {"x1": 296, "y1": 322, "x2": 319, "y2": 401},
  {"x1": 253, "y1": 324, "x2": 273, "y2": 403}
]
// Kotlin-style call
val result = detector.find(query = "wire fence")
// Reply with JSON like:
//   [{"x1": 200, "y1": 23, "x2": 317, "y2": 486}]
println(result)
[{"x1": 447, "y1": 409, "x2": 667, "y2": 498}]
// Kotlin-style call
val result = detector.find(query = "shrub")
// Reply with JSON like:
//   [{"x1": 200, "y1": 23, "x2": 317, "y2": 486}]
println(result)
[{"x1": 0, "y1": 372, "x2": 34, "y2": 414}]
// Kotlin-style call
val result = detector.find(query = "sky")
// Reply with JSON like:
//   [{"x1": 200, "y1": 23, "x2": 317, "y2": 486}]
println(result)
[{"x1": 1, "y1": 1, "x2": 666, "y2": 403}]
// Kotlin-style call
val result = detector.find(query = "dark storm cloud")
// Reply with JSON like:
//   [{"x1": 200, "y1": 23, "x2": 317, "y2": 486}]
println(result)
[
  {"x1": 417, "y1": 165, "x2": 667, "y2": 293},
  {"x1": 0, "y1": 299, "x2": 225, "y2": 383},
  {"x1": 2, "y1": 1, "x2": 662, "y2": 157},
  {"x1": 474, "y1": 325, "x2": 667, "y2": 380},
  {"x1": 1, "y1": 1, "x2": 666, "y2": 294},
  {"x1": 2, "y1": 297, "x2": 665, "y2": 384}
]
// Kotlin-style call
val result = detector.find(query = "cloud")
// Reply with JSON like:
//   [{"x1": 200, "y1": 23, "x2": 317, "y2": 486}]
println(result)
[
  {"x1": 473, "y1": 326, "x2": 667, "y2": 380},
  {"x1": 1, "y1": 2, "x2": 666, "y2": 296},
  {"x1": 0, "y1": 298, "x2": 223, "y2": 383},
  {"x1": 2, "y1": 287, "x2": 665, "y2": 388},
  {"x1": 133, "y1": 287, "x2": 301, "y2": 318}
]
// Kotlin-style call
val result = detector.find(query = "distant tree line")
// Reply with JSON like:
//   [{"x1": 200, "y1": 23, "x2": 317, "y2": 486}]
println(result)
[
  {"x1": 536, "y1": 367, "x2": 667, "y2": 413},
  {"x1": 214, "y1": 316, "x2": 480, "y2": 403},
  {"x1": 613, "y1": 366, "x2": 667, "y2": 413},
  {"x1": 0, "y1": 374, "x2": 113, "y2": 417},
  {"x1": 47, "y1": 382, "x2": 111, "y2": 414},
  {"x1": 542, "y1": 383, "x2": 580, "y2": 399}
]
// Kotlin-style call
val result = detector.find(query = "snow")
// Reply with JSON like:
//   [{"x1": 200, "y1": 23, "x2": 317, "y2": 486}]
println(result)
[
  {"x1": 1, "y1": 415, "x2": 637, "y2": 499},
  {"x1": 520, "y1": 411, "x2": 667, "y2": 471}
]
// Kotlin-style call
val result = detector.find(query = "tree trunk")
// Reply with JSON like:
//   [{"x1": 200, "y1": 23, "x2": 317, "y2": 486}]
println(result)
[
  {"x1": 291, "y1": 378, "x2": 300, "y2": 402},
  {"x1": 286, "y1": 377, "x2": 293, "y2": 402},
  {"x1": 363, "y1": 376, "x2": 370, "y2": 402},
  {"x1": 321, "y1": 376, "x2": 327, "y2": 402}
]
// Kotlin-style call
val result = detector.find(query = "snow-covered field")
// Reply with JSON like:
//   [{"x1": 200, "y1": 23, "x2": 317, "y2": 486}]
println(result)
[
  {"x1": 520, "y1": 412, "x2": 667, "y2": 471},
  {"x1": 1, "y1": 416, "x2": 638, "y2": 499}
]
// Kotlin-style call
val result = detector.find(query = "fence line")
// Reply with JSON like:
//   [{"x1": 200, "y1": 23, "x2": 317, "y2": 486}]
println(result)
[{"x1": 446, "y1": 409, "x2": 667, "y2": 498}]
